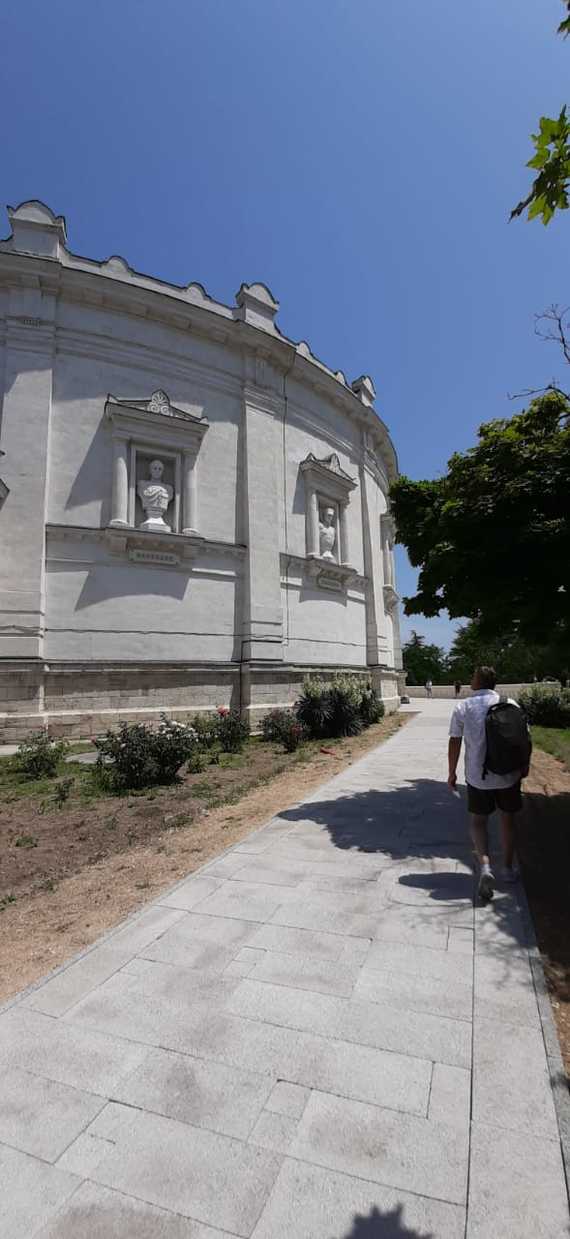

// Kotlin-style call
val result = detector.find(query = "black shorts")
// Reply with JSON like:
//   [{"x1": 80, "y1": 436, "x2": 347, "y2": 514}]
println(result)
[{"x1": 467, "y1": 781, "x2": 522, "y2": 815}]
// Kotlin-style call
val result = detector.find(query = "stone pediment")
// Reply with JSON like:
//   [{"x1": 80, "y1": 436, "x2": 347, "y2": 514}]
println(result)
[
  {"x1": 299, "y1": 452, "x2": 356, "y2": 496},
  {"x1": 107, "y1": 390, "x2": 205, "y2": 425}
]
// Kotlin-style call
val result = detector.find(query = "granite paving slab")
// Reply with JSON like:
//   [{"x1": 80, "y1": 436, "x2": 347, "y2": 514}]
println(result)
[{"x1": 2, "y1": 700, "x2": 567, "y2": 1237}]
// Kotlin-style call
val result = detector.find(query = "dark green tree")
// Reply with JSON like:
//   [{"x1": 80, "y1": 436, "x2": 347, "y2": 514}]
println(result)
[
  {"x1": 402, "y1": 631, "x2": 448, "y2": 686},
  {"x1": 391, "y1": 391, "x2": 570, "y2": 655},
  {"x1": 511, "y1": 2, "x2": 570, "y2": 224},
  {"x1": 447, "y1": 620, "x2": 561, "y2": 684}
]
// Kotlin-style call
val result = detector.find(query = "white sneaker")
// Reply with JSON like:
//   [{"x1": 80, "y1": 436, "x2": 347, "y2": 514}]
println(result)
[
  {"x1": 501, "y1": 866, "x2": 519, "y2": 884},
  {"x1": 478, "y1": 868, "x2": 495, "y2": 902}
]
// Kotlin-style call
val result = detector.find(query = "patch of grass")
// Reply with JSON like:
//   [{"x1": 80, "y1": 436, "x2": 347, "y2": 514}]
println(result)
[
  {"x1": 53, "y1": 777, "x2": 74, "y2": 807},
  {"x1": 15, "y1": 834, "x2": 38, "y2": 849},
  {"x1": 218, "y1": 752, "x2": 246, "y2": 769},
  {"x1": 167, "y1": 812, "x2": 191, "y2": 829},
  {"x1": 192, "y1": 780, "x2": 214, "y2": 799},
  {"x1": 0, "y1": 894, "x2": 16, "y2": 912},
  {"x1": 532, "y1": 726, "x2": 570, "y2": 772}
]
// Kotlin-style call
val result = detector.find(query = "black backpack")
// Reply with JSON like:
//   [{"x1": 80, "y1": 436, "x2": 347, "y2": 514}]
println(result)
[{"x1": 483, "y1": 697, "x2": 532, "y2": 779}]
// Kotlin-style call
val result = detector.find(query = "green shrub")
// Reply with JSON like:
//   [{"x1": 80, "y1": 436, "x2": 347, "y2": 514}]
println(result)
[
  {"x1": 328, "y1": 675, "x2": 363, "y2": 737},
  {"x1": 296, "y1": 675, "x2": 378, "y2": 739},
  {"x1": 53, "y1": 777, "x2": 74, "y2": 807},
  {"x1": 282, "y1": 719, "x2": 305, "y2": 752},
  {"x1": 517, "y1": 685, "x2": 570, "y2": 728},
  {"x1": 186, "y1": 750, "x2": 207, "y2": 774},
  {"x1": 261, "y1": 709, "x2": 306, "y2": 751},
  {"x1": 261, "y1": 709, "x2": 294, "y2": 744},
  {"x1": 296, "y1": 677, "x2": 333, "y2": 739},
  {"x1": 16, "y1": 732, "x2": 68, "y2": 781},
  {"x1": 359, "y1": 683, "x2": 385, "y2": 727},
  {"x1": 94, "y1": 715, "x2": 200, "y2": 790},
  {"x1": 190, "y1": 713, "x2": 219, "y2": 749},
  {"x1": 216, "y1": 707, "x2": 249, "y2": 753}
]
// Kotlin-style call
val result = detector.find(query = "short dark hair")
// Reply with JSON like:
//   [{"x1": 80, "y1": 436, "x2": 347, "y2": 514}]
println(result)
[{"x1": 476, "y1": 665, "x2": 497, "y2": 690}]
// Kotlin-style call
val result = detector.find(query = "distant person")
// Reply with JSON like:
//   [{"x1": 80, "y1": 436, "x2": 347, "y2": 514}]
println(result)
[
  {"x1": 454, "y1": 680, "x2": 461, "y2": 698},
  {"x1": 425, "y1": 680, "x2": 433, "y2": 698},
  {"x1": 447, "y1": 665, "x2": 531, "y2": 901}
]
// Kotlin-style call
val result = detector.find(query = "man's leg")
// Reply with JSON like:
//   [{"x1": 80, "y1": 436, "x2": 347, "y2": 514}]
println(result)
[
  {"x1": 496, "y1": 783, "x2": 522, "y2": 880},
  {"x1": 470, "y1": 812, "x2": 494, "y2": 900},
  {"x1": 470, "y1": 814, "x2": 490, "y2": 866},
  {"x1": 499, "y1": 811, "x2": 520, "y2": 882}
]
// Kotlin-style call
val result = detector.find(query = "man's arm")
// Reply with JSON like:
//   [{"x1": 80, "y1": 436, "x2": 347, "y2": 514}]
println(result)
[{"x1": 448, "y1": 737, "x2": 462, "y2": 789}]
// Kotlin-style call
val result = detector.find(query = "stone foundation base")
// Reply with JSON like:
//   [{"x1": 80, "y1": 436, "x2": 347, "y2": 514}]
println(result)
[{"x1": 0, "y1": 661, "x2": 401, "y2": 742}]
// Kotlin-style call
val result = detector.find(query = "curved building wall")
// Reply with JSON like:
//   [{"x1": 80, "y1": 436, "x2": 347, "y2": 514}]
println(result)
[{"x1": 0, "y1": 201, "x2": 403, "y2": 739}]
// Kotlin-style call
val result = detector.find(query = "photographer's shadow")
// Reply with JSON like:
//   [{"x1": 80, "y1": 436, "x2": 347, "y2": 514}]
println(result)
[{"x1": 340, "y1": 1203, "x2": 433, "y2": 1238}]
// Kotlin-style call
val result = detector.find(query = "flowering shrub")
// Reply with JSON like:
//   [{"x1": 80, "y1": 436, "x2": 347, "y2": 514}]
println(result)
[
  {"x1": 16, "y1": 732, "x2": 68, "y2": 781},
  {"x1": 260, "y1": 708, "x2": 305, "y2": 752},
  {"x1": 216, "y1": 707, "x2": 249, "y2": 753},
  {"x1": 94, "y1": 715, "x2": 200, "y2": 790},
  {"x1": 282, "y1": 719, "x2": 304, "y2": 752},
  {"x1": 190, "y1": 713, "x2": 219, "y2": 749},
  {"x1": 261, "y1": 709, "x2": 294, "y2": 744}
]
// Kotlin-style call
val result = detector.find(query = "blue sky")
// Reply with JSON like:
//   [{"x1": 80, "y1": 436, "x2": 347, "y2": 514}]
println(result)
[{"x1": 2, "y1": 0, "x2": 568, "y2": 650}]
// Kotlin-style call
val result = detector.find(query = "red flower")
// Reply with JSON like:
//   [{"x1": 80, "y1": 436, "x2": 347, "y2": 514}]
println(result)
[{"x1": 217, "y1": 706, "x2": 229, "y2": 716}]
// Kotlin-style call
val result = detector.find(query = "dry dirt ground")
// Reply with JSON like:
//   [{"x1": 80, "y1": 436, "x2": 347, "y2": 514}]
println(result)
[
  {"x1": 0, "y1": 714, "x2": 408, "y2": 1003},
  {"x1": 519, "y1": 746, "x2": 570, "y2": 1079}
]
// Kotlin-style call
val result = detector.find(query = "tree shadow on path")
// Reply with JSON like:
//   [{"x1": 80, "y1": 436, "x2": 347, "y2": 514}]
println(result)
[
  {"x1": 339, "y1": 1203, "x2": 433, "y2": 1238},
  {"x1": 278, "y1": 780, "x2": 556, "y2": 973},
  {"x1": 279, "y1": 779, "x2": 469, "y2": 863}
]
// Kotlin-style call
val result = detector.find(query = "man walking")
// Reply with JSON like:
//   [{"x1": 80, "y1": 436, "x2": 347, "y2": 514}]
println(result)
[
  {"x1": 425, "y1": 679, "x2": 433, "y2": 698},
  {"x1": 448, "y1": 665, "x2": 529, "y2": 900}
]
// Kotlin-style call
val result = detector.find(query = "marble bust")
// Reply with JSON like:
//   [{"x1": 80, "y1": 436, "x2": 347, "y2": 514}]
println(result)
[
  {"x1": 319, "y1": 506, "x2": 337, "y2": 560},
  {"x1": 137, "y1": 459, "x2": 173, "y2": 532}
]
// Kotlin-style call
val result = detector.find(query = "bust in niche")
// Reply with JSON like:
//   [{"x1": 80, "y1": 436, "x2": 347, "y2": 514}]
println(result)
[
  {"x1": 137, "y1": 459, "x2": 173, "y2": 532},
  {"x1": 319, "y1": 506, "x2": 337, "y2": 561}
]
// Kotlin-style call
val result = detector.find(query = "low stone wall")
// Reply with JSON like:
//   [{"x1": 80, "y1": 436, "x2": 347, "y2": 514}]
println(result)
[
  {"x1": 405, "y1": 683, "x2": 552, "y2": 700},
  {"x1": 0, "y1": 661, "x2": 401, "y2": 741}
]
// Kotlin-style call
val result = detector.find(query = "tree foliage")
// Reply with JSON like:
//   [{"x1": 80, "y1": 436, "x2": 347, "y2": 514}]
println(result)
[
  {"x1": 447, "y1": 620, "x2": 565, "y2": 685},
  {"x1": 402, "y1": 631, "x2": 447, "y2": 686},
  {"x1": 511, "y1": 3, "x2": 570, "y2": 224},
  {"x1": 391, "y1": 391, "x2": 570, "y2": 653}
]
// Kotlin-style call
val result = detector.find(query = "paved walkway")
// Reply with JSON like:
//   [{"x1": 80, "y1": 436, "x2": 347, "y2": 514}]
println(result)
[{"x1": 2, "y1": 701, "x2": 568, "y2": 1238}]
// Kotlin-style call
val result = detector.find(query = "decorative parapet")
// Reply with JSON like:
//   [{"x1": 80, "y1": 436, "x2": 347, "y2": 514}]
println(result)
[
  {"x1": 4, "y1": 200, "x2": 67, "y2": 259},
  {"x1": 0, "y1": 200, "x2": 397, "y2": 483},
  {"x1": 351, "y1": 375, "x2": 376, "y2": 407},
  {"x1": 233, "y1": 282, "x2": 279, "y2": 332}
]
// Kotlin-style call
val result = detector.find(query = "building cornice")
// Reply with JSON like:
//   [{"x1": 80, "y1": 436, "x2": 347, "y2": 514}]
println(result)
[{"x1": 0, "y1": 199, "x2": 398, "y2": 482}]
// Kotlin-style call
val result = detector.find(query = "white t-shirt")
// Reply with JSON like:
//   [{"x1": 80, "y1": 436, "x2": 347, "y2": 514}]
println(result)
[{"x1": 449, "y1": 689, "x2": 521, "y2": 790}]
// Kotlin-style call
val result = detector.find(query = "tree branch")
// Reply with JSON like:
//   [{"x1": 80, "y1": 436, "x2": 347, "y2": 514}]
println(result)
[{"x1": 534, "y1": 304, "x2": 570, "y2": 364}]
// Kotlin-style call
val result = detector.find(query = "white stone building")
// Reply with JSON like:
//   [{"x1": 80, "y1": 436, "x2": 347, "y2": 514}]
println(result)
[{"x1": 0, "y1": 201, "x2": 403, "y2": 740}]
